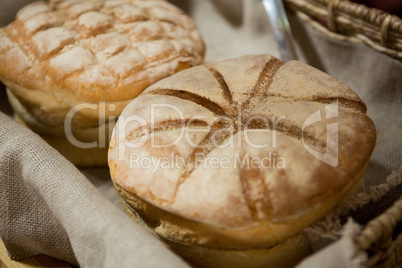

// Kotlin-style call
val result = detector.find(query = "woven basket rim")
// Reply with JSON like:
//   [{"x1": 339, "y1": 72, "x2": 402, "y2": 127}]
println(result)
[
  {"x1": 355, "y1": 196, "x2": 402, "y2": 267},
  {"x1": 284, "y1": 0, "x2": 402, "y2": 59},
  {"x1": 315, "y1": 0, "x2": 402, "y2": 32}
]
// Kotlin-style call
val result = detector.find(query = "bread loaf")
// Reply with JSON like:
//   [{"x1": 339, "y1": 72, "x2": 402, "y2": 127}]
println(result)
[
  {"x1": 108, "y1": 54, "x2": 376, "y2": 267},
  {"x1": 0, "y1": 0, "x2": 205, "y2": 166}
]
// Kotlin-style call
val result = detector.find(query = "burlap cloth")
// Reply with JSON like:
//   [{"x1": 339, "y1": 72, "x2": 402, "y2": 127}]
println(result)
[{"x1": 0, "y1": 0, "x2": 401, "y2": 267}]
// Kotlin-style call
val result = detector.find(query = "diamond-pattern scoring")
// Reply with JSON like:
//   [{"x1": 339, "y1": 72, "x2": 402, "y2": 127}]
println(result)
[{"x1": 0, "y1": 0, "x2": 205, "y2": 102}]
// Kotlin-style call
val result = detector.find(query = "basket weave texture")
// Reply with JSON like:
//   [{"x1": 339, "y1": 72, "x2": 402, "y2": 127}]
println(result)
[
  {"x1": 284, "y1": 0, "x2": 402, "y2": 59},
  {"x1": 355, "y1": 197, "x2": 402, "y2": 267}
]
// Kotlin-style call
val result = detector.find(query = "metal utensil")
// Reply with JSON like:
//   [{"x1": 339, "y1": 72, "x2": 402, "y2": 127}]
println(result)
[{"x1": 262, "y1": 0, "x2": 297, "y2": 61}]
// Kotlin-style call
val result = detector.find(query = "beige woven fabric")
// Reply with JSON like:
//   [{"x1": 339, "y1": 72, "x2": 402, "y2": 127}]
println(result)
[
  {"x1": 0, "y1": 0, "x2": 401, "y2": 267},
  {"x1": 0, "y1": 112, "x2": 189, "y2": 267}
]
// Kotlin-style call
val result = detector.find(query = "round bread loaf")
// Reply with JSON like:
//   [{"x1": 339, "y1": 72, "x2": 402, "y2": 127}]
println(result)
[
  {"x1": 0, "y1": 0, "x2": 205, "y2": 166},
  {"x1": 109, "y1": 54, "x2": 376, "y2": 267}
]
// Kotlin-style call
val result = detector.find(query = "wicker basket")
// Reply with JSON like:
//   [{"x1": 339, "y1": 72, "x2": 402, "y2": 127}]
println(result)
[
  {"x1": 284, "y1": 0, "x2": 402, "y2": 59},
  {"x1": 354, "y1": 196, "x2": 402, "y2": 268}
]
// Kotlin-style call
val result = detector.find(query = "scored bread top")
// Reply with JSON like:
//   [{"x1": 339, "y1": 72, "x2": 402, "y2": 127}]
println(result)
[
  {"x1": 109, "y1": 55, "x2": 376, "y2": 235},
  {"x1": 0, "y1": 0, "x2": 205, "y2": 103}
]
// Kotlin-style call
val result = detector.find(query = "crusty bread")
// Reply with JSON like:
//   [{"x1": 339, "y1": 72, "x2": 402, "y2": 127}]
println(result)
[
  {"x1": 0, "y1": 0, "x2": 205, "y2": 166},
  {"x1": 120, "y1": 193, "x2": 313, "y2": 268},
  {"x1": 108, "y1": 55, "x2": 376, "y2": 267},
  {"x1": 118, "y1": 171, "x2": 366, "y2": 268}
]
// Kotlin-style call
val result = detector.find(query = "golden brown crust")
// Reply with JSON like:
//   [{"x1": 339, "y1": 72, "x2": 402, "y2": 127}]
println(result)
[
  {"x1": 0, "y1": 0, "x2": 204, "y2": 166},
  {"x1": 12, "y1": 96, "x2": 109, "y2": 166},
  {"x1": 121, "y1": 199, "x2": 312, "y2": 268},
  {"x1": 112, "y1": 164, "x2": 368, "y2": 249},
  {"x1": 0, "y1": 0, "x2": 205, "y2": 104},
  {"x1": 108, "y1": 55, "x2": 376, "y2": 249},
  {"x1": 41, "y1": 134, "x2": 109, "y2": 166}
]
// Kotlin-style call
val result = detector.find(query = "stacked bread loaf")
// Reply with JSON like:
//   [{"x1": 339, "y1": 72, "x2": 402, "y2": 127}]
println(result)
[
  {"x1": 0, "y1": 0, "x2": 205, "y2": 166},
  {"x1": 109, "y1": 55, "x2": 376, "y2": 267}
]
